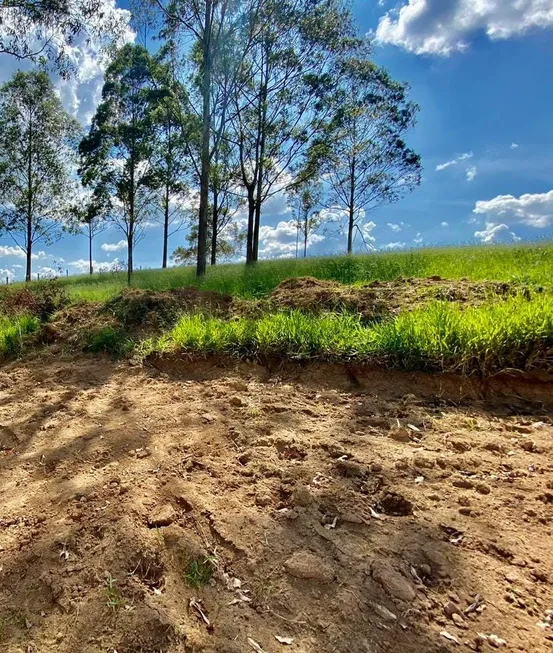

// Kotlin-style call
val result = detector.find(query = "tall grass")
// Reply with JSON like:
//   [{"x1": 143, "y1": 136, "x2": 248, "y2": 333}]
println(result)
[
  {"x1": 158, "y1": 295, "x2": 553, "y2": 374},
  {"x1": 0, "y1": 315, "x2": 40, "y2": 356},
  {"x1": 57, "y1": 243, "x2": 553, "y2": 301}
]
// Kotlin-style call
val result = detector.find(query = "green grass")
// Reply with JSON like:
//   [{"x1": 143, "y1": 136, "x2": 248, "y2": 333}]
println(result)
[
  {"x1": 0, "y1": 315, "x2": 40, "y2": 356},
  {"x1": 182, "y1": 556, "x2": 216, "y2": 589},
  {"x1": 155, "y1": 295, "x2": 553, "y2": 374},
  {"x1": 55, "y1": 243, "x2": 553, "y2": 301}
]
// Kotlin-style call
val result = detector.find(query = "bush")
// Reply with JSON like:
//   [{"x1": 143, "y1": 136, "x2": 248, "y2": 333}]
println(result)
[
  {"x1": 84, "y1": 326, "x2": 134, "y2": 358},
  {"x1": 0, "y1": 281, "x2": 69, "y2": 320}
]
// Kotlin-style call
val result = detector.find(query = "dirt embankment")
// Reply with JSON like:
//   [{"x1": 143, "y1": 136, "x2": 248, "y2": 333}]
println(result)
[{"x1": 1, "y1": 354, "x2": 552, "y2": 653}]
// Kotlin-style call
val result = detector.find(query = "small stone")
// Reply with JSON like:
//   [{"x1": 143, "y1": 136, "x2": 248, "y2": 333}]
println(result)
[
  {"x1": 475, "y1": 483, "x2": 491, "y2": 495},
  {"x1": 340, "y1": 512, "x2": 364, "y2": 524},
  {"x1": 531, "y1": 569, "x2": 549, "y2": 583},
  {"x1": 147, "y1": 504, "x2": 176, "y2": 528},
  {"x1": 395, "y1": 459, "x2": 409, "y2": 470},
  {"x1": 371, "y1": 560, "x2": 416, "y2": 602},
  {"x1": 136, "y1": 448, "x2": 151, "y2": 459},
  {"x1": 452, "y1": 613, "x2": 468, "y2": 628},
  {"x1": 335, "y1": 459, "x2": 366, "y2": 478},
  {"x1": 379, "y1": 492, "x2": 413, "y2": 516},
  {"x1": 458, "y1": 496, "x2": 471, "y2": 507},
  {"x1": 370, "y1": 602, "x2": 397, "y2": 621},
  {"x1": 370, "y1": 462, "x2": 383, "y2": 473},
  {"x1": 452, "y1": 478, "x2": 474, "y2": 489},
  {"x1": 284, "y1": 551, "x2": 334, "y2": 582},
  {"x1": 229, "y1": 396, "x2": 246, "y2": 407},
  {"x1": 459, "y1": 507, "x2": 473, "y2": 516},
  {"x1": 388, "y1": 428, "x2": 412, "y2": 443}
]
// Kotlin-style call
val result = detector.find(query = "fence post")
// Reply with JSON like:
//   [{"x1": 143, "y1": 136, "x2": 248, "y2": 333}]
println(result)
[
  {"x1": 37, "y1": 273, "x2": 40, "y2": 281},
  {"x1": 66, "y1": 269, "x2": 68, "y2": 277}
]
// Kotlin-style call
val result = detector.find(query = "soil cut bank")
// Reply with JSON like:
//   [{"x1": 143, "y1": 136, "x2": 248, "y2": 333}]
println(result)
[{"x1": 0, "y1": 353, "x2": 552, "y2": 653}]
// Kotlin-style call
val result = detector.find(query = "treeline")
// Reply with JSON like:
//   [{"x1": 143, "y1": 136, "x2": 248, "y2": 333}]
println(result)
[{"x1": 0, "y1": 0, "x2": 422, "y2": 283}]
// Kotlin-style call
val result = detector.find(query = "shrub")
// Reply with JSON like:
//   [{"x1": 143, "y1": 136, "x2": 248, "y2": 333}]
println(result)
[{"x1": 0, "y1": 281, "x2": 69, "y2": 320}]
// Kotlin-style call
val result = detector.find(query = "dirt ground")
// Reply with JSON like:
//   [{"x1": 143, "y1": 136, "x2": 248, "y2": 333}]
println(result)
[{"x1": 0, "y1": 352, "x2": 552, "y2": 653}]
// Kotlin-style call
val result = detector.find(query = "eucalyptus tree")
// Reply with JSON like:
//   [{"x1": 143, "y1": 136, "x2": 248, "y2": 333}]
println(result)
[
  {"x1": 314, "y1": 58, "x2": 422, "y2": 254},
  {"x1": 287, "y1": 179, "x2": 323, "y2": 258},
  {"x1": 0, "y1": 71, "x2": 80, "y2": 281},
  {"x1": 0, "y1": 0, "x2": 131, "y2": 74},
  {"x1": 79, "y1": 44, "x2": 161, "y2": 285},
  {"x1": 231, "y1": 0, "x2": 357, "y2": 264}
]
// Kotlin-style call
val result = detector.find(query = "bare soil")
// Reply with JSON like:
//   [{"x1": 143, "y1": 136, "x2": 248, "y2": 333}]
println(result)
[{"x1": 1, "y1": 353, "x2": 552, "y2": 653}]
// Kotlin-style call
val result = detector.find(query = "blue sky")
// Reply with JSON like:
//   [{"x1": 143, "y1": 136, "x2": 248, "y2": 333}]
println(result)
[{"x1": 1, "y1": 0, "x2": 553, "y2": 280}]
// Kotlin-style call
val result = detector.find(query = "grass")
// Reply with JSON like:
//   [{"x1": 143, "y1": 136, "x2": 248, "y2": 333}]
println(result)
[
  {"x1": 0, "y1": 315, "x2": 40, "y2": 356},
  {"x1": 55, "y1": 243, "x2": 553, "y2": 301},
  {"x1": 155, "y1": 295, "x2": 553, "y2": 374},
  {"x1": 182, "y1": 556, "x2": 216, "y2": 589},
  {"x1": 104, "y1": 574, "x2": 126, "y2": 612}
]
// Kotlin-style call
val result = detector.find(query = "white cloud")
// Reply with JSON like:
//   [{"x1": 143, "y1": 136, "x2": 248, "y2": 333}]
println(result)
[
  {"x1": 0, "y1": 268, "x2": 16, "y2": 281},
  {"x1": 0, "y1": 246, "x2": 49, "y2": 260},
  {"x1": 436, "y1": 152, "x2": 473, "y2": 171},
  {"x1": 466, "y1": 165, "x2": 477, "y2": 182},
  {"x1": 473, "y1": 190, "x2": 553, "y2": 228},
  {"x1": 511, "y1": 143, "x2": 519, "y2": 149},
  {"x1": 383, "y1": 242, "x2": 406, "y2": 250},
  {"x1": 474, "y1": 222, "x2": 521, "y2": 244},
  {"x1": 376, "y1": 0, "x2": 553, "y2": 56},
  {"x1": 440, "y1": 221, "x2": 449, "y2": 227},
  {"x1": 387, "y1": 222, "x2": 402, "y2": 232},
  {"x1": 414, "y1": 232, "x2": 423, "y2": 244},
  {"x1": 258, "y1": 219, "x2": 325, "y2": 259},
  {"x1": 0, "y1": 0, "x2": 134, "y2": 125},
  {"x1": 101, "y1": 239, "x2": 128, "y2": 252}
]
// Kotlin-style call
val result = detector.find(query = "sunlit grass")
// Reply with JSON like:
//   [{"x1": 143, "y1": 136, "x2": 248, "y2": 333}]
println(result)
[
  {"x1": 0, "y1": 315, "x2": 40, "y2": 356},
  {"x1": 157, "y1": 295, "x2": 553, "y2": 374},
  {"x1": 56, "y1": 242, "x2": 553, "y2": 301}
]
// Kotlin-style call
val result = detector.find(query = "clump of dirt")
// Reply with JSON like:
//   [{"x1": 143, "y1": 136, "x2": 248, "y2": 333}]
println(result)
[
  {"x1": 270, "y1": 276, "x2": 533, "y2": 319},
  {"x1": 1, "y1": 353, "x2": 552, "y2": 653},
  {"x1": 103, "y1": 287, "x2": 233, "y2": 328}
]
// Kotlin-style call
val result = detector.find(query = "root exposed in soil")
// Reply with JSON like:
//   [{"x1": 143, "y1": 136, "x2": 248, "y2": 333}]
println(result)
[{"x1": 1, "y1": 353, "x2": 552, "y2": 653}]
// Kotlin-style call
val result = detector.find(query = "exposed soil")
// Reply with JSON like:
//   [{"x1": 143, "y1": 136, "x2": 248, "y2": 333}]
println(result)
[
  {"x1": 0, "y1": 353, "x2": 553, "y2": 653},
  {"x1": 1, "y1": 353, "x2": 552, "y2": 653},
  {"x1": 269, "y1": 276, "x2": 534, "y2": 319}
]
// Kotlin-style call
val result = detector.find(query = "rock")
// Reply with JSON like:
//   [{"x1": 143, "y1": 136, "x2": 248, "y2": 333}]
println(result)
[
  {"x1": 531, "y1": 569, "x2": 549, "y2": 583},
  {"x1": 421, "y1": 544, "x2": 449, "y2": 578},
  {"x1": 475, "y1": 483, "x2": 491, "y2": 495},
  {"x1": 340, "y1": 512, "x2": 364, "y2": 524},
  {"x1": 135, "y1": 447, "x2": 151, "y2": 459},
  {"x1": 229, "y1": 396, "x2": 246, "y2": 407},
  {"x1": 335, "y1": 459, "x2": 366, "y2": 478},
  {"x1": 395, "y1": 459, "x2": 409, "y2": 471},
  {"x1": 444, "y1": 602, "x2": 465, "y2": 621},
  {"x1": 284, "y1": 551, "x2": 334, "y2": 582},
  {"x1": 255, "y1": 492, "x2": 272, "y2": 507},
  {"x1": 413, "y1": 455, "x2": 434, "y2": 469},
  {"x1": 370, "y1": 462, "x2": 383, "y2": 473},
  {"x1": 388, "y1": 428, "x2": 412, "y2": 443},
  {"x1": 452, "y1": 477, "x2": 474, "y2": 489},
  {"x1": 148, "y1": 504, "x2": 176, "y2": 528},
  {"x1": 371, "y1": 561, "x2": 416, "y2": 602},
  {"x1": 459, "y1": 507, "x2": 473, "y2": 516},
  {"x1": 201, "y1": 413, "x2": 216, "y2": 423},
  {"x1": 458, "y1": 496, "x2": 471, "y2": 507}
]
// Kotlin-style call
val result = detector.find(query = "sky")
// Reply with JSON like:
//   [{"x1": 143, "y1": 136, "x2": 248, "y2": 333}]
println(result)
[{"x1": 1, "y1": 0, "x2": 553, "y2": 280}]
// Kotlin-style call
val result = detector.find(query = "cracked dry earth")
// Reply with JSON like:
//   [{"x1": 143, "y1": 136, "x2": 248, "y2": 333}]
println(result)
[{"x1": 0, "y1": 353, "x2": 552, "y2": 653}]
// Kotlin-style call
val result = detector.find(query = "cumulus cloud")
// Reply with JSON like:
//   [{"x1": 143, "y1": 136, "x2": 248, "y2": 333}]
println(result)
[
  {"x1": 376, "y1": 0, "x2": 553, "y2": 56},
  {"x1": 414, "y1": 232, "x2": 423, "y2": 244},
  {"x1": 383, "y1": 242, "x2": 406, "y2": 250},
  {"x1": 0, "y1": 246, "x2": 49, "y2": 260},
  {"x1": 511, "y1": 143, "x2": 520, "y2": 149},
  {"x1": 0, "y1": 268, "x2": 16, "y2": 281},
  {"x1": 466, "y1": 165, "x2": 477, "y2": 182},
  {"x1": 436, "y1": 152, "x2": 472, "y2": 171},
  {"x1": 101, "y1": 239, "x2": 128, "y2": 252},
  {"x1": 0, "y1": 0, "x2": 134, "y2": 124},
  {"x1": 387, "y1": 222, "x2": 402, "y2": 232},
  {"x1": 440, "y1": 221, "x2": 449, "y2": 227},
  {"x1": 473, "y1": 190, "x2": 553, "y2": 228},
  {"x1": 474, "y1": 222, "x2": 521, "y2": 244},
  {"x1": 257, "y1": 220, "x2": 325, "y2": 259}
]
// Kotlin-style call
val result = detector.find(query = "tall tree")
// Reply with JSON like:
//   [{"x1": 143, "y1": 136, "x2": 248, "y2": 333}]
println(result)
[
  {"x1": 314, "y1": 58, "x2": 422, "y2": 254},
  {"x1": 288, "y1": 179, "x2": 323, "y2": 258},
  {"x1": 69, "y1": 186, "x2": 108, "y2": 275},
  {"x1": 0, "y1": 70, "x2": 79, "y2": 281},
  {"x1": 79, "y1": 44, "x2": 161, "y2": 285},
  {"x1": 231, "y1": 0, "x2": 356, "y2": 264},
  {"x1": 149, "y1": 48, "x2": 193, "y2": 268},
  {"x1": 0, "y1": 0, "x2": 131, "y2": 74}
]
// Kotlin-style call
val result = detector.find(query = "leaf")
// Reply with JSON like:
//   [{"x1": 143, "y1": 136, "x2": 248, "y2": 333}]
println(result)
[
  {"x1": 275, "y1": 635, "x2": 294, "y2": 645},
  {"x1": 248, "y1": 637, "x2": 266, "y2": 653}
]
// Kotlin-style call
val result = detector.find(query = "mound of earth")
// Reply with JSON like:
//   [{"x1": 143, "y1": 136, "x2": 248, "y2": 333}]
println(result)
[
  {"x1": 270, "y1": 276, "x2": 528, "y2": 319},
  {"x1": 1, "y1": 354, "x2": 552, "y2": 653}
]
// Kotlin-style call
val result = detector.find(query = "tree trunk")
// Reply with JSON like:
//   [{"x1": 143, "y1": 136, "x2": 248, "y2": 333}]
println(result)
[
  {"x1": 210, "y1": 188, "x2": 218, "y2": 266},
  {"x1": 303, "y1": 214, "x2": 308, "y2": 258},
  {"x1": 245, "y1": 186, "x2": 255, "y2": 264},
  {"x1": 196, "y1": 0, "x2": 213, "y2": 278},
  {"x1": 127, "y1": 231, "x2": 133, "y2": 286},
  {"x1": 347, "y1": 155, "x2": 356, "y2": 254},
  {"x1": 162, "y1": 183, "x2": 169, "y2": 269},
  {"x1": 26, "y1": 117, "x2": 32, "y2": 283},
  {"x1": 89, "y1": 224, "x2": 93, "y2": 274},
  {"x1": 25, "y1": 242, "x2": 32, "y2": 283}
]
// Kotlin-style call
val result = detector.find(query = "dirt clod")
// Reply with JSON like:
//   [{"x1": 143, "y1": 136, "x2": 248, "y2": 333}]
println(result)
[
  {"x1": 371, "y1": 560, "x2": 416, "y2": 602},
  {"x1": 284, "y1": 550, "x2": 334, "y2": 582}
]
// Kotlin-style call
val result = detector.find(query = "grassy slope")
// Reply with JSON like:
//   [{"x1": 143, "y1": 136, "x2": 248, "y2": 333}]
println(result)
[{"x1": 58, "y1": 243, "x2": 553, "y2": 301}]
